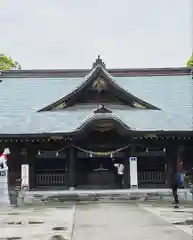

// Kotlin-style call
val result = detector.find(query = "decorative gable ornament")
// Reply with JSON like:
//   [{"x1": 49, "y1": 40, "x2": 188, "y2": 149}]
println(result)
[
  {"x1": 94, "y1": 104, "x2": 112, "y2": 114},
  {"x1": 92, "y1": 77, "x2": 107, "y2": 92},
  {"x1": 92, "y1": 55, "x2": 106, "y2": 68},
  {"x1": 132, "y1": 102, "x2": 146, "y2": 109},
  {"x1": 54, "y1": 102, "x2": 67, "y2": 109}
]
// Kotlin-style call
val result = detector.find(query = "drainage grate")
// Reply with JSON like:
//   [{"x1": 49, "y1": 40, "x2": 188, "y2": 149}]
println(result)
[
  {"x1": 173, "y1": 210, "x2": 193, "y2": 214},
  {"x1": 52, "y1": 227, "x2": 68, "y2": 231},
  {"x1": 0, "y1": 238, "x2": 22, "y2": 240},
  {"x1": 7, "y1": 222, "x2": 22, "y2": 225},
  {"x1": 8, "y1": 213, "x2": 20, "y2": 215},
  {"x1": 28, "y1": 220, "x2": 44, "y2": 224},
  {"x1": 172, "y1": 220, "x2": 193, "y2": 225},
  {"x1": 49, "y1": 235, "x2": 67, "y2": 240}
]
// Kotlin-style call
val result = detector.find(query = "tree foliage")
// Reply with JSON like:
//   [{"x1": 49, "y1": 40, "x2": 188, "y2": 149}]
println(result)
[
  {"x1": 0, "y1": 54, "x2": 21, "y2": 70},
  {"x1": 186, "y1": 53, "x2": 193, "y2": 67}
]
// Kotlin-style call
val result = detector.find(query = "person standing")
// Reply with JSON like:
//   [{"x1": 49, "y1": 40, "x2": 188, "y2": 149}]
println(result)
[
  {"x1": 171, "y1": 170, "x2": 184, "y2": 208},
  {"x1": 113, "y1": 161, "x2": 124, "y2": 189}
]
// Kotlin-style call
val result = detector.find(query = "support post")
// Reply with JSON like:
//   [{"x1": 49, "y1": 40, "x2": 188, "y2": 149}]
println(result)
[
  {"x1": 177, "y1": 145, "x2": 184, "y2": 171},
  {"x1": 164, "y1": 146, "x2": 172, "y2": 188},
  {"x1": 68, "y1": 147, "x2": 76, "y2": 190},
  {"x1": 123, "y1": 150, "x2": 129, "y2": 189},
  {"x1": 165, "y1": 147, "x2": 172, "y2": 188},
  {"x1": 21, "y1": 149, "x2": 29, "y2": 191},
  {"x1": 166, "y1": 144, "x2": 182, "y2": 188},
  {"x1": 128, "y1": 147, "x2": 136, "y2": 188}
]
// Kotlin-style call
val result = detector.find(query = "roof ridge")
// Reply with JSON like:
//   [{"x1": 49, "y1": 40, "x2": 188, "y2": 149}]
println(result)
[{"x1": 1, "y1": 67, "x2": 191, "y2": 79}]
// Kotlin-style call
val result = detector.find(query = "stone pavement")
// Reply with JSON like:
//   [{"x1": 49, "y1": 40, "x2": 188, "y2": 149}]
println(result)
[
  {"x1": 140, "y1": 203, "x2": 193, "y2": 236},
  {"x1": 0, "y1": 204, "x2": 75, "y2": 240},
  {"x1": 0, "y1": 202, "x2": 192, "y2": 239},
  {"x1": 25, "y1": 188, "x2": 193, "y2": 204},
  {"x1": 72, "y1": 202, "x2": 191, "y2": 240}
]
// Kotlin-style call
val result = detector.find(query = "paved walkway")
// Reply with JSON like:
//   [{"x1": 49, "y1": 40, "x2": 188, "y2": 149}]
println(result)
[
  {"x1": 140, "y1": 203, "x2": 193, "y2": 236},
  {"x1": 0, "y1": 204, "x2": 75, "y2": 240},
  {"x1": 72, "y1": 202, "x2": 191, "y2": 240},
  {"x1": 0, "y1": 202, "x2": 192, "y2": 239}
]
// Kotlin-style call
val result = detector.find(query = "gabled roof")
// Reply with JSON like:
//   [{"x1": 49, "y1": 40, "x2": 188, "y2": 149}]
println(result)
[
  {"x1": 0, "y1": 57, "x2": 192, "y2": 135},
  {"x1": 38, "y1": 62, "x2": 160, "y2": 111},
  {"x1": 76, "y1": 115, "x2": 133, "y2": 133}
]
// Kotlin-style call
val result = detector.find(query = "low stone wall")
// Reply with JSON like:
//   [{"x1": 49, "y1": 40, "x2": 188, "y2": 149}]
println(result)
[{"x1": 22, "y1": 189, "x2": 193, "y2": 205}]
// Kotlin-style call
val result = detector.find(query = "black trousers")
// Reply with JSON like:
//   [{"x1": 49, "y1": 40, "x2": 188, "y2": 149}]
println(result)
[
  {"x1": 117, "y1": 174, "x2": 123, "y2": 189},
  {"x1": 172, "y1": 186, "x2": 179, "y2": 204}
]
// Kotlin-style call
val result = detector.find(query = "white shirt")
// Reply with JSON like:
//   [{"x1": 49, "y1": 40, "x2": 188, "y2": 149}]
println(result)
[{"x1": 114, "y1": 163, "x2": 124, "y2": 175}]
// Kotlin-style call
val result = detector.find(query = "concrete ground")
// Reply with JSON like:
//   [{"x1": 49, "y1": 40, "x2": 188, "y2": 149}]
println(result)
[
  {"x1": 140, "y1": 203, "x2": 193, "y2": 236},
  {"x1": 72, "y1": 202, "x2": 192, "y2": 240},
  {"x1": 0, "y1": 204, "x2": 75, "y2": 240},
  {"x1": 0, "y1": 202, "x2": 192, "y2": 239}
]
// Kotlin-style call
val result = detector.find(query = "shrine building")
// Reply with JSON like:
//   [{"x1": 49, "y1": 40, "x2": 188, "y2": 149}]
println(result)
[{"x1": 0, "y1": 56, "x2": 193, "y2": 190}]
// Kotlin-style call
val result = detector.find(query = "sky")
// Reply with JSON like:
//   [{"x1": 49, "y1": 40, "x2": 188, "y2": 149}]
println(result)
[{"x1": 1, "y1": 0, "x2": 192, "y2": 69}]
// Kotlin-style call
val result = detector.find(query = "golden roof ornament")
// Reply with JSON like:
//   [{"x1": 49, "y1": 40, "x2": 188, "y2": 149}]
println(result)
[
  {"x1": 132, "y1": 101, "x2": 146, "y2": 109},
  {"x1": 92, "y1": 77, "x2": 107, "y2": 92}
]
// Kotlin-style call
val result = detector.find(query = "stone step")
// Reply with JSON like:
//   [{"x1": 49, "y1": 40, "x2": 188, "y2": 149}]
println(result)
[{"x1": 20, "y1": 190, "x2": 193, "y2": 206}]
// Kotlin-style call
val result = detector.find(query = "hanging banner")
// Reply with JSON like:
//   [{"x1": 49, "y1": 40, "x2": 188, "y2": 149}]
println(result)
[
  {"x1": 21, "y1": 164, "x2": 29, "y2": 191},
  {"x1": 129, "y1": 157, "x2": 138, "y2": 188}
]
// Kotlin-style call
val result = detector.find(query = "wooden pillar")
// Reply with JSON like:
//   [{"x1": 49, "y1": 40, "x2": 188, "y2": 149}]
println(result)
[
  {"x1": 7, "y1": 145, "x2": 21, "y2": 189},
  {"x1": 68, "y1": 147, "x2": 76, "y2": 189},
  {"x1": 123, "y1": 150, "x2": 129, "y2": 189},
  {"x1": 165, "y1": 144, "x2": 183, "y2": 187},
  {"x1": 21, "y1": 148, "x2": 28, "y2": 164},
  {"x1": 177, "y1": 145, "x2": 184, "y2": 171},
  {"x1": 28, "y1": 148, "x2": 36, "y2": 190},
  {"x1": 165, "y1": 147, "x2": 173, "y2": 188}
]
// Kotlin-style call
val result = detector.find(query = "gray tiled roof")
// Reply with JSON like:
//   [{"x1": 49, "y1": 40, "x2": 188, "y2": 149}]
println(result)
[{"x1": 0, "y1": 72, "x2": 192, "y2": 134}]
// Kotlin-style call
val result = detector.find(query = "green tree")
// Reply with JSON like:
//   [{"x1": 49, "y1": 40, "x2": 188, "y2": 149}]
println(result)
[
  {"x1": 0, "y1": 54, "x2": 21, "y2": 70},
  {"x1": 186, "y1": 52, "x2": 193, "y2": 67}
]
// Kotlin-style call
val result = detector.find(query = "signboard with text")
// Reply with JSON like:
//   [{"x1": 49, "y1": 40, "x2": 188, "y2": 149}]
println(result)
[
  {"x1": 21, "y1": 164, "x2": 29, "y2": 190},
  {"x1": 129, "y1": 157, "x2": 138, "y2": 188}
]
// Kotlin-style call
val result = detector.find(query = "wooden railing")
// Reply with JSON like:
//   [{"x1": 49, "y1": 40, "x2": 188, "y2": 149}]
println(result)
[
  {"x1": 36, "y1": 170, "x2": 68, "y2": 186},
  {"x1": 138, "y1": 171, "x2": 166, "y2": 184},
  {"x1": 35, "y1": 170, "x2": 166, "y2": 186}
]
